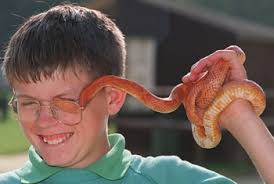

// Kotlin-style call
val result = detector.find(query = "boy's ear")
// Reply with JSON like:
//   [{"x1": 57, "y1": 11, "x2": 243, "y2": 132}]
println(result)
[{"x1": 105, "y1": 87, "x2": 126, "y2": 115}]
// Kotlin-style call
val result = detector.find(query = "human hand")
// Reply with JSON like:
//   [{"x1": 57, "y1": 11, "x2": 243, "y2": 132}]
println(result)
[
  {"x1": 181, "y1": 46, "x2": 255, "y2": 129},
  {"x1": 182, "y1": 45, "x2": 247, "y2": 84},
  {"x1": 182, "y1": 46, "x2": 274, "y2": 183}
]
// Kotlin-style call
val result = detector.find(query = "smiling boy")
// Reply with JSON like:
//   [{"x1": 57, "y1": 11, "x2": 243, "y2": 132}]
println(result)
[{"x1": 0, "y1": 4, "x2": 273, "y2": 184}]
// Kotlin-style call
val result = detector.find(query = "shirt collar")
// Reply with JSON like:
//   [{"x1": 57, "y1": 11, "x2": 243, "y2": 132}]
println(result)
[{"x1": 16, "y1": 133, "x2": 132, "y2": 184}]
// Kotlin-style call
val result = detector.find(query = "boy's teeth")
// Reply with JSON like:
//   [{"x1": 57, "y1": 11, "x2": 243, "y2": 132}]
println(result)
[{"x1": 42, "y1": 133, "x2": 73, "y2": 145}]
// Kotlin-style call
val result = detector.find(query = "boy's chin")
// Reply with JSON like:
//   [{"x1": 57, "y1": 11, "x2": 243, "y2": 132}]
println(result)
[
  {"x1": 38, "y1": 149, "x2": 76, "y2": 167},
  {"x1": 44, "y1": 155, "x2": 74, "y2": 167}
]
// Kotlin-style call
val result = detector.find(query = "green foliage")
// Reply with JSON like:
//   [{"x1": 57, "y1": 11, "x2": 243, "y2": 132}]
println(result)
[{"x1": 0, "y1": 112, "x2": 30, "y2": 154}]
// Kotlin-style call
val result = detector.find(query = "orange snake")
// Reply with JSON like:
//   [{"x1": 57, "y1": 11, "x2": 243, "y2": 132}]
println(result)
[{"x1": 79, "y1": 58, "x2": 266, "y2": 149}]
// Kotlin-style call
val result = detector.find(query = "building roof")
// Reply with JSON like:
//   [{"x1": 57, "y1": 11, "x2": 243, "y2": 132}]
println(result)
[
  {"x1": 87, "y1": 0, "x2": 274, "y2": 42},
  {"x1": 141, "y1": 0, "x2": 274, "y2": 42}
]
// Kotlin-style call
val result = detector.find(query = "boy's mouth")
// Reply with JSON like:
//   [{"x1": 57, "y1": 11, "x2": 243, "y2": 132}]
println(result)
[{"x1": 39, "y1": 132, "x2": 74, "y2": 145}]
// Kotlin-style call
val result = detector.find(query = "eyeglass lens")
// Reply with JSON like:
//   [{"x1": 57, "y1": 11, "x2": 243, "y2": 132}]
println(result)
[{"x1": 10, "y1": 97, "x2": 82, "y2": 125}]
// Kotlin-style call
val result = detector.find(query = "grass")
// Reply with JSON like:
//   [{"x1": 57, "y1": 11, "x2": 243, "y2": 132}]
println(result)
[{"x1": 0, "y1": 112, "x2": 30, "y2": 155}]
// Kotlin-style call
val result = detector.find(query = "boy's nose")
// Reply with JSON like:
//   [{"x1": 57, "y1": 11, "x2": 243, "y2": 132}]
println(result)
[{"x1": 36, "y1": 105, "x2": 58, "y2": 127}]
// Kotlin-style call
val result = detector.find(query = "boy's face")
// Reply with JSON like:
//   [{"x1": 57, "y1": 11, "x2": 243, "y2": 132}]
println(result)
[{"x1": 12, "y1": 68, "x2": 118, "y2": 168}]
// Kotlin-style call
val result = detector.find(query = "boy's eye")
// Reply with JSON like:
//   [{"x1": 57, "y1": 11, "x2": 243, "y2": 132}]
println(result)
[
  {"x1": 18, "y1": 100, "x2": 39, "y2": 108},
  {"x1": 21, "y1": 101, "x2": 37, "y2": 106}
]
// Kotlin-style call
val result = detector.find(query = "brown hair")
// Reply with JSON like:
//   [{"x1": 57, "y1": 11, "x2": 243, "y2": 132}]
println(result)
[{"x1": 2, "y1": 4, "x2": 126, "y2": 85}]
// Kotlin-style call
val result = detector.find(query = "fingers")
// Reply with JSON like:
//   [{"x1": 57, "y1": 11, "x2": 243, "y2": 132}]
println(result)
[
  {"x1": 182, "y1": 45, "x2": 247, "y2": 83},
  {"x1": 182, "y1": 49, "x2": 236, "y2": 83},
  {"x1": 223, "y1": 45, "x2": 248, "y2": 80},
  {"x1": 182, "y1": 71, "x2": 207, "y2": 83},
  {"x1": 225, "y1": 45, "x2": 246, "y2": 64}
]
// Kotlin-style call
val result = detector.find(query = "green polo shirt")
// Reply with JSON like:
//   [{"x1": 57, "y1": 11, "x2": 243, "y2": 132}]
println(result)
[{"x1": 0, "y1": 134, "x2": 236, "y2": 183}]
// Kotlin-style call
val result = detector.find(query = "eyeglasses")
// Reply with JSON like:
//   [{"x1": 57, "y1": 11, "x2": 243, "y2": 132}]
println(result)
[{"x1": 9, "y1": 96, "x2": 85, "y2": 125}]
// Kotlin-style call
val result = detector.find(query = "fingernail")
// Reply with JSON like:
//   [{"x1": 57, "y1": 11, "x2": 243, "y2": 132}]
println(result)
[{"x1": 182, "y1": 74, "x2": 190, "y2": 82}]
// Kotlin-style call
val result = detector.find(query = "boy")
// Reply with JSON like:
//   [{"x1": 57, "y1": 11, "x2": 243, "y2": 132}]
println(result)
[{"x1": 1, "y1": 4, "x2": 273, "y2": 183}]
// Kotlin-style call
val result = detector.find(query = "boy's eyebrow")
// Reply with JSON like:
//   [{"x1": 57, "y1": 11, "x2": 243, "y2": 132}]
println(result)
[
  {"x1": 14, "y1": 88, "x2": 80, "y2": 101},
  {"x1": 15, "y1": 94, "x2": 36, "y2": 99}
]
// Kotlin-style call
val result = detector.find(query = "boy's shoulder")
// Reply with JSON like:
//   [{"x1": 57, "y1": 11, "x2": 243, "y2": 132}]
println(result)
[
  {"x1": 129, "y1": 155, "x2": 236, "y2": 184},
  {"x1": 0, "y1": 170, "x2": 21, "y2": 184}
]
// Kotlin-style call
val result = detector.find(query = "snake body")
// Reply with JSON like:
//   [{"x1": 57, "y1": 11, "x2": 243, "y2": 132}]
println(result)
[{"x1": 79, "y1": 59, "x2": 266, "y2": 149}]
